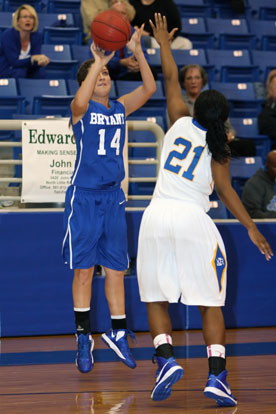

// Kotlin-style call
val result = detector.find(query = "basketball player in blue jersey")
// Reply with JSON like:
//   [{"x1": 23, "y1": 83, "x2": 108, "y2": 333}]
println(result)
[
  {"x1": 137, "y1": 14, "x2": 273, "y2": 406},
  {"x1": 62, "y1": 25, "x2": 156, "y2": 374}
]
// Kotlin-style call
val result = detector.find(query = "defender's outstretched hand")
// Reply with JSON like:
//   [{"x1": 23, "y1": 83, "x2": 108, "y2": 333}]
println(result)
[
  {"x1": 248, "y1": 226, "x2": 273, "y2": 261},
  {"x1": 149, "y1": 13, "x2": 178, "y2": 46}
]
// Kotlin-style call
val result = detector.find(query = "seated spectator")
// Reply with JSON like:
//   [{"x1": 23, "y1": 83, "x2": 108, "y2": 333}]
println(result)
[
  {"x1": 242, "y1": 150, "x2": 276, "y2": 218},
  {"x1": 0, "y1": 4, "x2": 50, "y2": 79},
  {"x1": 81, "y1": 0, "x2": 136, "y2": 44},
  {"x1": 179, "y1": 63, "x2": 208, "y2": 114},
  {"x1": 130, "y1": 0, "x2": 192, "y2": 49},
  {"x1": 166, "y1": 64, "x2": 209, "y2": 128},
  {"x1": 258, "y1": 69, "x2": 276, "y2": 150},
  {"x1": 104, "y1": 2, "x2": 158, "y2": 80}
]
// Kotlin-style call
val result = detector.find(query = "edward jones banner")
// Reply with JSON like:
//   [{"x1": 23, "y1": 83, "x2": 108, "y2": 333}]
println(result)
[{"x1": 21, "y1": 119, "x2": 76, "y2": 203}]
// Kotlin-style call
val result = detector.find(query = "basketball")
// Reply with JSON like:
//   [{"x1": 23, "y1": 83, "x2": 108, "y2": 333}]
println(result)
[{"x1": 90, "y1": 9, "x2": 132, "y2": 51}]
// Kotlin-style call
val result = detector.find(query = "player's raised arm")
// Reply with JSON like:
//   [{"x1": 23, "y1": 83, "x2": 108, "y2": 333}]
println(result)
[
  {"x1": 149, "y1": 13, "x2": 189, "y2": 125},
  {"x1": 118, "y1": 25, "x2": 156, "y2": 117},
  {"x1": 212, "y1": 158, "x2": 273, "y2": 261},
  {"x1": 71, "y1": 43, "x2": 114, "y2": 123}
]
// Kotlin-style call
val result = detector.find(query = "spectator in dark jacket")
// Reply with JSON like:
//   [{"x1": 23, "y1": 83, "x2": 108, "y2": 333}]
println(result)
[
  {"x1": 242, "y1": 150, "x2": 276, "y2": 218},
  {"x1": 258, "y1": 69, "x2": 276, "y2": 150},
  {"x1": 130, "y1": 0, "x2": 192, "y2": 49},
  {"x1": 0, "y1": 4, "x2": 50, "y2": 78}
]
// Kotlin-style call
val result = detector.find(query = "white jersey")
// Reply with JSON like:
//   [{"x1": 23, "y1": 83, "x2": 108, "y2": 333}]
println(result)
[{"x1": 154, "y1": 116, "x2": 213, "y2": 212}]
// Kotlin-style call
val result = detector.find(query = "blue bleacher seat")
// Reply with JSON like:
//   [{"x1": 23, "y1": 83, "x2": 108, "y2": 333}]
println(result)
[
  {"x1": 249, "y1": 20, "x2": 276, "y2": 51},
  {"x1": 17, "y1": 78, "x2": 72, "y2": 116},
  {"x1": 229, "y1": 118, "x2": 271, "y2": 162},
  {"x1": 71, "y1": 44, "x2": 91, "y2": 64},
  {"x1": 0, "y1": 78, "x2": 25, "y2": 141},
  {"x1": 67, "y1": 78, "x2": 117, "y2": 99},
  {"x1": 128, "y1": 162, "x2": 157, "y2": 197},
  {"x1": 172, "y1": 49, "x2": 216, "y2": 80},
  {"x1": 251, "y1": 50, "x2": 276, "y2": 83},
  {"x1": 206, "y1": 17, "x2": 256, "y2": 50},
  {"x1": 212, "y1": 4, "x2": 250, "y2": 19},
  {"x1": 174, "y1": 0, "x2": 211, "y2": 18},
  {"x1": 2, "y1": 0, "x2": 43, "y2": 12},
  {"x1": 41, "y1": 44, "x2": 78, "y2": 79},
  {"x1": 208, "y1": 200, "x2": 229, "y2": 219},
  {"x1": 0, "y1": 78, "x2": 25, "y2": 119},
  {"x1": 146, "y1": 48, "x2": 216, "y2": 81},
  {"x1": 127, "y1": 116, "x2": 164, "y2": 159},
  {"x1": 229, "y1": 156, "x2": 263, "y2": 198},
  {"x1": 172, "y1": 48, "x2": 207, "y2": 67},
  {"x1": 206, "y1": 49, "x2": 259, "y2": 82},
  {"x1": 116, "y1": 80, "x2": 167, "y2": 128},
  {"x1": 210, "y1": 81, "x2": 262, "y2": 117},
  {"x1": 0, "y1": 12, "x2": 12, "y2": 30},
  {"x1": 180, "y1": 17, "x2": 215, "y2": 49},
  {"x1": 248, "y1": 0, "x2": 276, "y2": 20},
  {"x1": 38, "y1": 13, "x2": 82, "y2": 45},
  {"x1": 47, "y1": 0, "x2": 81, "y2": 27}
]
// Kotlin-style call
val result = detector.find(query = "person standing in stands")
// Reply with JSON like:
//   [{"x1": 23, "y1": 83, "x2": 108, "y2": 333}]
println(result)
[
  {"x1": 0, "y1": 4, "x2": 50, "y2": 78},
  {"x1": 105, "y1": 1, "x2": 158, "y2": 80},
  {"x1": 62, "y1": 26, "x2": 156, "y2": 374},
  {"x1": 136, "y1": 13, "x2": 273, "y2": 407},
  {"x1": 130, "y1": 0, "x2": 192, "y2": 49},
  {"x1": 242, "y1": 150, "x2": 276, "y2": 218},
  {"x1": 81, "y1": 0, "x2": 136, "y2": 44}
]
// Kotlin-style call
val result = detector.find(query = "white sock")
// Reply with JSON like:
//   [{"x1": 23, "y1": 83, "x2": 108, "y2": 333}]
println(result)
[
  {"x1": 153, "y1": 333, "x2": 173, "y2": 349},
  {"x1": 207, "y1": 344, "x2": 225, "y2": 359},
  {"x1": 111, "y1": 314, "x2": 126, "y2": 319}
]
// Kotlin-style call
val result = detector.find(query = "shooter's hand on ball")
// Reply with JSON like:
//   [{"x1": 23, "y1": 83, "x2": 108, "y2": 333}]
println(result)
[
  {"x1": 90, "y1": 42, "x2": 115, "y2": 66},
  {"x1": 126, "y1": 24, "x2": 144, "y2": 56}
]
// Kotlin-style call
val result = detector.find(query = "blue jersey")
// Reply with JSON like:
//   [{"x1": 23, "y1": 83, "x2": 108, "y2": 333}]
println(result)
[{"x1": 70, "y1": 99, "x2": 126, "y2": 190}]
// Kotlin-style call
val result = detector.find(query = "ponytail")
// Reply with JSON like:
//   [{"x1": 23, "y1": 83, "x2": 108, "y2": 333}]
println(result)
[{"x1": 194, "y1": 90, "x2": 231, "y2": 163}]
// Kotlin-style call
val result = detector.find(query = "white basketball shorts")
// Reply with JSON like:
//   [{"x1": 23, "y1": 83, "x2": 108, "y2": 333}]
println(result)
[{"x1": 137, "y1": 199, "x2": 227, "y2": 307}]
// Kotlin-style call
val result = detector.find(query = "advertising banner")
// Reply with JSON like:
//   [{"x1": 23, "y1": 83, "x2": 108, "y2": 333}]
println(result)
[{"x1": 21, "y1": 119, "x2": 76, "y2": 203}]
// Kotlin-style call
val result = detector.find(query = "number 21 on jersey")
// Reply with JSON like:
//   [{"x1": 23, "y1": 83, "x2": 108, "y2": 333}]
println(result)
[
  {"x1": 97, "y1": 128, "x2": 121, "y2": 156},
  {"x1": 164, "y1": 137, "x2": 205, "y2": 181}
]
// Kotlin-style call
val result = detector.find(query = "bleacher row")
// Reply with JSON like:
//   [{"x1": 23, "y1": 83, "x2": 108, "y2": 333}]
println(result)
[{"x1": 1, "y1": 0, "x2": 276, "y2": 51}]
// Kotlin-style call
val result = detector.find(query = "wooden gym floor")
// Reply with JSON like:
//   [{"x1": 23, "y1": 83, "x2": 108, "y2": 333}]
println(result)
[{"x1": 0, "y1": 327, "x2": 276, "y2": 414}]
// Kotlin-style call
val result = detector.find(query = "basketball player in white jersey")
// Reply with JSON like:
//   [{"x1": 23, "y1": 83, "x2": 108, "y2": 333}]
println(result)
[{"x1": 137, "y1": 14, "x2": 273, "y2": 406}]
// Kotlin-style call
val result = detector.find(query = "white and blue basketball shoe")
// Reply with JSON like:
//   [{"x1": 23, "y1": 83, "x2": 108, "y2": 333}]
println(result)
[
  {"x1": 204, "y1": 369, "x2": 237, "y2": 406},
  {"x1": 101, "y1": 329, "x2": 136, "y2": 369},
  {"x1": 151, "y1": 356, "x2": 184, "y2": 401}
]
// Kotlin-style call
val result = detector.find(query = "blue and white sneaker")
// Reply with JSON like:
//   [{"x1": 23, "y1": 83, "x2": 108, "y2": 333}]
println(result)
[
  {"x1": 75, "y1": 333, "x2": 94, "y2": 373},
  {"x1": 101, "y1": 329, "x2": 136, "y2": 369},
  {"x1": 151, "y1": 356, "x2": 184, "y2": 401},
  {"x1": 204, "y1": 369, "x2": 237, "y2": 406}
]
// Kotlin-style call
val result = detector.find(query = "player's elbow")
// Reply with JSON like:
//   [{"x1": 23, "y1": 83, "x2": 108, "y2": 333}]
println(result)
[
  {"x1": 147, "y1": 82, "x2": 157, "y2": 98},
  {"x1": 71, "y1": 99, "x2": 87, "y2": 118}
]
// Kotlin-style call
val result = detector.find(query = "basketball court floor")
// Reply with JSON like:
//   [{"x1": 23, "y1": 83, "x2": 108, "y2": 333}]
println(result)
[{"x1": 1, "y1": 327, "x2": 276, "y2": 414}]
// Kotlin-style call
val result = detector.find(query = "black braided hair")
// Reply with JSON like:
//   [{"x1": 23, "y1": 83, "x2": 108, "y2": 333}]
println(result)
[{"x1": 194, "y1": 89, "x2": 231, "y2": 164}]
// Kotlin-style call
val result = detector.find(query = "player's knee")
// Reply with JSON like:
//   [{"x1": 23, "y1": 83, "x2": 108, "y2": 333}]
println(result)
[{"x1": 75, "y1": 268, "x2": 93, "y2": 285}]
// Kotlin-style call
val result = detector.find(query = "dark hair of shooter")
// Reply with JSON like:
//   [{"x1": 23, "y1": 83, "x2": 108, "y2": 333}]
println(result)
[
  {"x1": 76, "y1": 58, "x2": 95, "y2": 86},
  {"x1": 194, "y1": 89, "x2": 231, "y2": 164}
]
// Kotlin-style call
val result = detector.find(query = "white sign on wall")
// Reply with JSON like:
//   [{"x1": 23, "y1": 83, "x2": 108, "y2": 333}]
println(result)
[{"x1": 21, "y1": 119, "x2": 76, "y2": 203}]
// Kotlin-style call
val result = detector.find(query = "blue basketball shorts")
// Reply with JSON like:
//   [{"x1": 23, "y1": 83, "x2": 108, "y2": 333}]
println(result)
[{"x1": 62, "y1": 185, "x2": 128, "y2": 270}]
